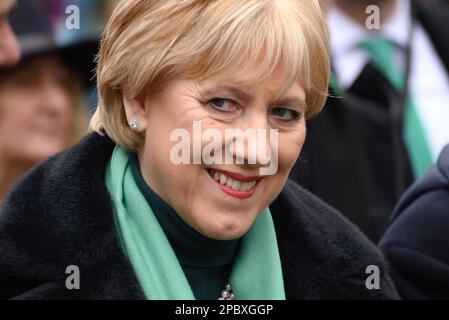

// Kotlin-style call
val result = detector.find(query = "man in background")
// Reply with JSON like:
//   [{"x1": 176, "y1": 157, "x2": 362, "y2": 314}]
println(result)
[
  {"x1": 0, "y1": 0, "x2": 20, "y2": 67},
  {"x1": 291, "y1": 0, "x2": 449, "y2": 242}
]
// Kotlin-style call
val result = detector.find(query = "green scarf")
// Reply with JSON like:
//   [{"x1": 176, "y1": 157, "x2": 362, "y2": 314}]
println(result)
[{"x1": 105, "y1": 145, "x2": 285, "y2": 300}]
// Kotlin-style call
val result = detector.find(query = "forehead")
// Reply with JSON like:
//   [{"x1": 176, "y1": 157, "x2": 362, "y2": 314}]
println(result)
[
  {"x1": 0, "y1": 0, "x2": 15, "y2": 15},
  {"x1": 3, "y1": 54, "x2": 66, "y2": 79}
]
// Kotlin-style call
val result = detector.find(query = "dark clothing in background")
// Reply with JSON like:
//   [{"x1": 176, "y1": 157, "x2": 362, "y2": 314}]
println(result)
[
  {"x1": 290, "y1": 0, "x2": 449, "y2": 242},
  {"x1": 0, "y1": 133, "x2": 398, "y2": 300},
  {"x1": 379, "y1": 144, "x2": 449, "y2": 299}
]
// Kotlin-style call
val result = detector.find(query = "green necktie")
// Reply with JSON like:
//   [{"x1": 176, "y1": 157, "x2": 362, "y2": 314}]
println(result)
[{"x1": 360, "y1": 37, "x2": 433, "y2": 179}]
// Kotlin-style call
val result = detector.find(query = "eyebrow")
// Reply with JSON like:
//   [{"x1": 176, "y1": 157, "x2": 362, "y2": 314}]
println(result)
[
  {"x1": 200, "y1": 85, "x2": 252, "y2": 101},
  {"x1": 273, "y1": 96, "x2": 306, "y2": 107},
  {"x1": 199, "y1": 84, "x2": 306, "y2": 107}
]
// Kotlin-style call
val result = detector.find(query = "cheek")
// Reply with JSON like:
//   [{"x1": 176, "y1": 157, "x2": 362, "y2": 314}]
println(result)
[
  {"x1": 60, "y1": 95, "x2": 75, "y2": 125},
  {"x1": 0, "y1": 115, "x2": 33, "y2": 162},
  {"x1": 0, "y1": 94, "x2": 34, "y2": 128},
  {"x1": 61, "y1": 105, "x2": 76, "y2": 138},
  {"x1": 0, "y1": 98, "x2": 35, "y2": 148},
  {"x1": 278, "y1": 126, "x2": 306, "y2": 172},
  {"x1": 141, "y1": 109, "x2": 201, "y2": 203}
]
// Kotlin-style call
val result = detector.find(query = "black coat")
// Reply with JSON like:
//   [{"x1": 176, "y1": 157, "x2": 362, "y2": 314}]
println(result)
[
  {"x1": 0, "y1": 132, "x2": 398, "y2": 299},
  {"x1": 379, "y1": 144, "x2": 449, "y2": 299},
  {"x1": 289, "y1": 0, "x2": 449, "y2": 242}
]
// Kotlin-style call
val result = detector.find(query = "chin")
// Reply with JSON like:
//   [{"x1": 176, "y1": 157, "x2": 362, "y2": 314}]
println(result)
[
  {"x1": 197, "y1": 217, "x2": 253, "y2": 241},
  {"x1": 206, "y1": 230, "x2": 246, "y2": 241}
]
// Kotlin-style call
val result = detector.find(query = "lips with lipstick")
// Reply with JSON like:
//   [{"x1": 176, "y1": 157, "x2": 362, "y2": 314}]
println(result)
[{"x1": 207, "y1": 169, "x2": 263, "y2": 199}]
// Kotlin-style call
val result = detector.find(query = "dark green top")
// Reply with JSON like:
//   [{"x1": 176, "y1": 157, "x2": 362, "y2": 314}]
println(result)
[{"x1": 129, "y1": 154, "x2": 240, "y2": 300}]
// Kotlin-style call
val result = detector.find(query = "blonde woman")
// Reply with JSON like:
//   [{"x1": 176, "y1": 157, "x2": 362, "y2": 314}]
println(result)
[
  {"x1": 0, "y1": 0, "x2": 398, "y2": 300},
  {"x1": 0, "y1": 0, "x2": 90, "y2": 202}
]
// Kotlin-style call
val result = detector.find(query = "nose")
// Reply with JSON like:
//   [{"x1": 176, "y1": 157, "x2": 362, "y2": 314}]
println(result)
[
  {"x1": 0, "y1": 21, "x2": 20, "y2": 67},
  {"x1": 227, "y1": 110, "x2": 276, "y2": 171},
  {"x1": 39, "y1": 78, "x2": 71, "y2": 117}
]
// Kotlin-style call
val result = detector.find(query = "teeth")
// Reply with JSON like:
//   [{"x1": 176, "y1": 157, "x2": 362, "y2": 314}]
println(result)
[
  {"x1": 209, "y1": 170, "x2": 257, "y2": 192},
  {"x1": 232, "y1": 180, "x2": 242, "y2": 191}
]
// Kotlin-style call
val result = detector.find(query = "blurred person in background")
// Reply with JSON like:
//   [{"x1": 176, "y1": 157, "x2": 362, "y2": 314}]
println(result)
[
  {"x1": 0, "y1": 0, "x2": 20, "y2": 67},
  {"x1": 54, "y1": 0, "x2": 119, "y2": 112},
  {"x1": 55, "y1": 0, "x2": 118, "y2": 43},
  {"x1": 379, "y1": 143, "x2": 449, "y2": 299},
  {"x1": 0, "y1": 0, "x2": 96, "y2": 202},
  {"x1": 291, "y1": 0, "x2": 449, "y2": 242}
]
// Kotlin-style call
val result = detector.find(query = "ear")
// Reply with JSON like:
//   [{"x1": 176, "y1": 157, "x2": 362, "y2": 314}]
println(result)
[{"x1": 122, "y1": 90, "x2": 148, "y2": 132}]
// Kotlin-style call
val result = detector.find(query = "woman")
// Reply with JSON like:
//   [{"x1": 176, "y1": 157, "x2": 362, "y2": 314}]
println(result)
[
  {"x1": 0, "y1": 0, "x2": 91, "y2": 202},
  {"x1": 0, "y1": 0, "x2": 398, "y2": 300}
]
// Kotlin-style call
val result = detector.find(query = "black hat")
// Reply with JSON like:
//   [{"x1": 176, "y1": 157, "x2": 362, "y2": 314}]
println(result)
[{"x1": 8, "y1": 0, "x2": 98, "y2": 88}]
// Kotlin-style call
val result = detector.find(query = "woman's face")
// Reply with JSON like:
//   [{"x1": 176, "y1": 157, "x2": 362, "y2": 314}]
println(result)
[
  {"x1": 0, "y1": 55, "x2": 74, "y2": 166},
  {"x1": 137, "y1": 72, "x2": 306, "y2": 240}
]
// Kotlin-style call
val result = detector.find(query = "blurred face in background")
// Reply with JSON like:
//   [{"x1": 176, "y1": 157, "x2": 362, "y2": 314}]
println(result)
[
  {"x1": 0, "y1": 0, "x2": 20, "y2": 67},
  {"x1": 0, "y1": 54, "x2": 74, "y2": 167}
]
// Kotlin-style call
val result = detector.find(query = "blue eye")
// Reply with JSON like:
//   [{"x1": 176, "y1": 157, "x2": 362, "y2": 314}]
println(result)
[
  {"x1": 208, "y1": 98, "x2": 236, "y2": 112},
  {"x1": 271, "y1": 107, "x2": 300, "y2": 121}
]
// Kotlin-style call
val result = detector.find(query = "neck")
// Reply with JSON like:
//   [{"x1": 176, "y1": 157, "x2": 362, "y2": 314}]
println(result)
[
  {"x1": 0, "y1": 160, "x2": 33, "y2": 202},
  {"x1": 335, "y1": 0, "x2": 397, "y2": 28}
]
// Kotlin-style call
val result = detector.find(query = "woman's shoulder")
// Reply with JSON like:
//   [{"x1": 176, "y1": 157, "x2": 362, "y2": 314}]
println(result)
[
  {"x1": 0, "y1": 132, "x2": 145, "y2": 299},
  {"x1": 0, "y1": 132, "x2": 116, "y2": 267},
  {"x1": 1, "y1": 132, "x2": 114, "y2": 214},
  {"x1": 271, "y1": 180, "x2": 399, "y2": 299},
  {"x1": 0, "y1": 132, "x2": 124, "y2": 298},
  {"x1": 0, "y1": 131, "x2": 116, "y2": 228}
]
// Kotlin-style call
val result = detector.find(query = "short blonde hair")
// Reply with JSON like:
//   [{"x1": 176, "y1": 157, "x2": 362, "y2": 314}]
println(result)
[{"x1": 91, "y1": 0, "x2": 330, "y2": 151}]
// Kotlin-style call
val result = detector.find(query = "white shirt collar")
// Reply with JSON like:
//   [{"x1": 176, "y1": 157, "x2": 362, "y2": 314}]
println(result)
[
  {"x1": 383, "y1": 0, "x2": 411, "y2": 48},
  {"x1": 329, "y1": 0, "x2": 411, "y2": 55},
  {"x1": 328, "y1": 0, "x2": 412, "y2": 88}
]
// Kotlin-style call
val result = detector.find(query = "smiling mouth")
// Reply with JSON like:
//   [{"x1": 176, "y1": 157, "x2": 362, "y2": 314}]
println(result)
[{"x1": 206, "y1": 168, "x2": 262, "y2": 199}]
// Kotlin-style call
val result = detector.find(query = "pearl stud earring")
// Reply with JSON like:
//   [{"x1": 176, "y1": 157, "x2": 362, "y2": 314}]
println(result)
[{"x1": 129, "y1": 120, "x2": 140, "y2": 131}]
